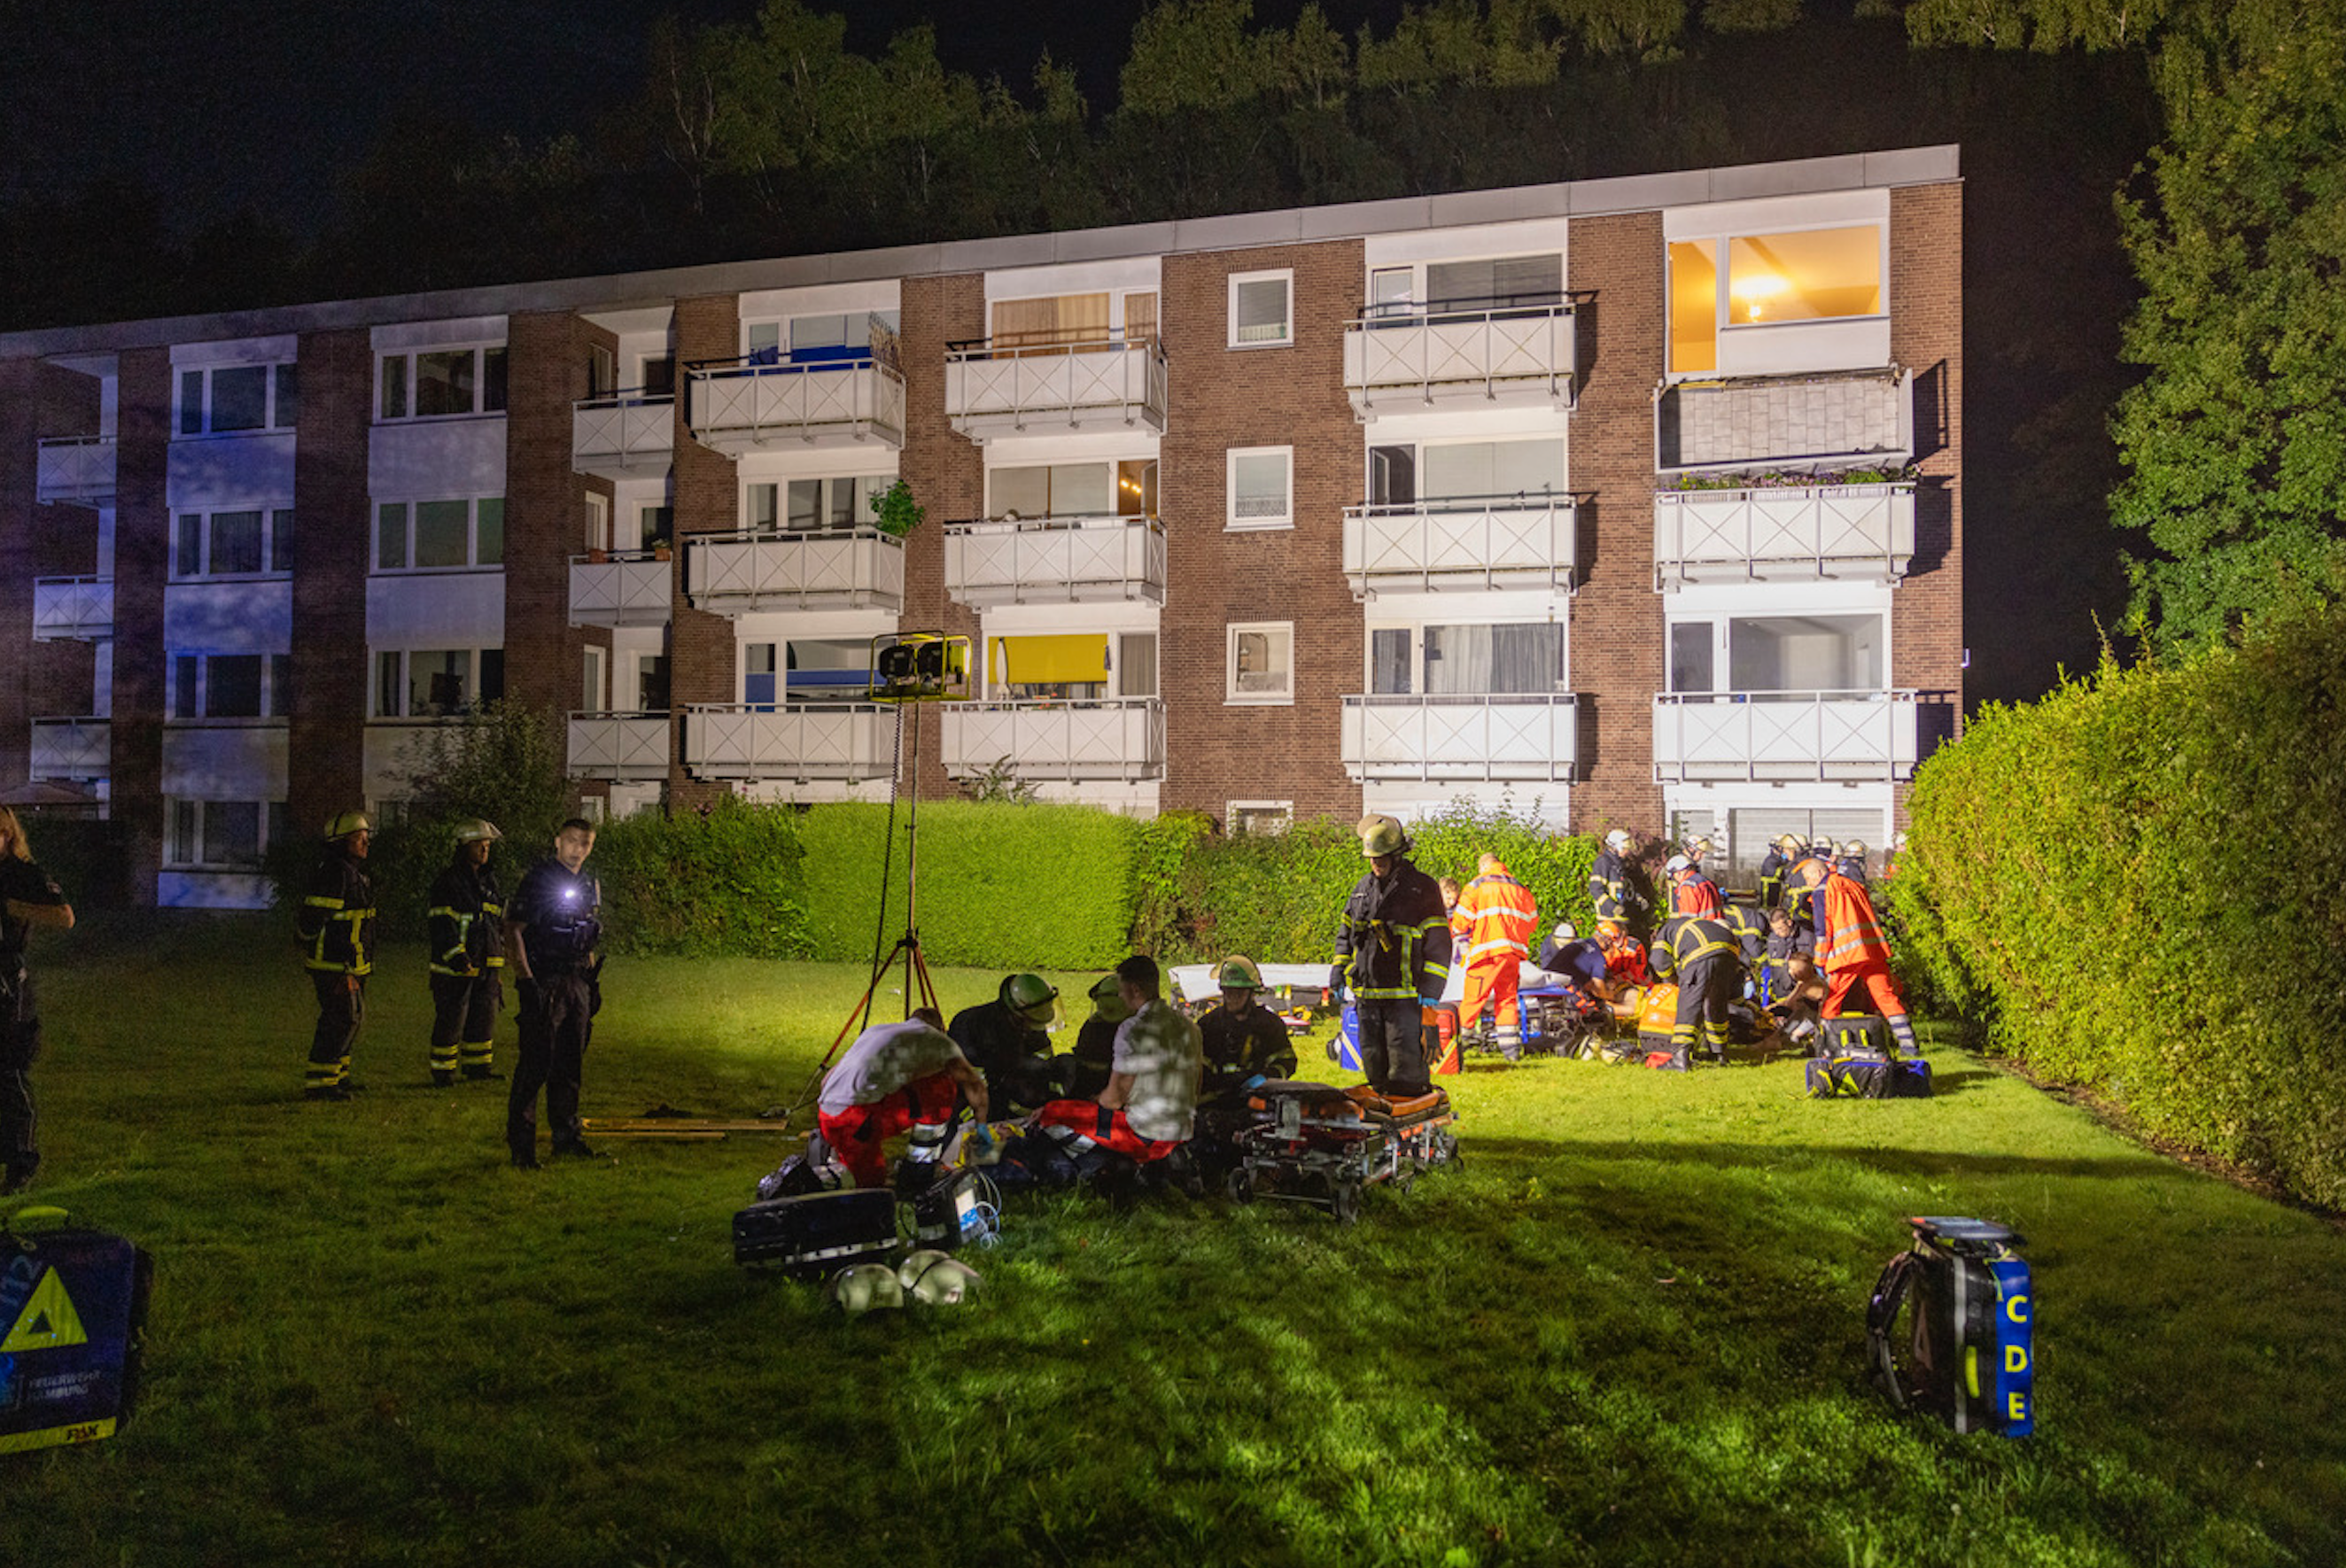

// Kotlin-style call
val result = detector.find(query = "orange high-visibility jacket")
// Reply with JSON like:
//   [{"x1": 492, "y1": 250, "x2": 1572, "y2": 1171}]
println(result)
[
  {"x1": 1457, "y1": 866, "x2": 1539, "y2": 966},
  {"x1": 1817, "y1": 873, "x2": 1893, "y2": 972}
]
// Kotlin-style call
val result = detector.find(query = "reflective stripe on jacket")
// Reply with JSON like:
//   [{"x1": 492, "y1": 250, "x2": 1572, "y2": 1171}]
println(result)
[
  {"x1": 1335, "y1": 859, "x2": 1453, "y2": 1002},
  {"x1": 1457, "y1": 867, "x2": 1538, "y2": 966},
  {"x1": 1646, "y1": 914, "x2": 1737, "y2": 984},
  {"x1": 1816, "y1": 873, "x2": 1893, "y2": 971},
  {"x1": 427, "y1": 860, "x2": 505, "y2": 978},
  {"x1": 298, "y1": 851, "x2": 375, "y2": 975}
]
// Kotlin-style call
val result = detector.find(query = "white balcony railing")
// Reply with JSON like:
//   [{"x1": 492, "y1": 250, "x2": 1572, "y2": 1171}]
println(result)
[
  {"x1": 571, "y1": 392, "x2": 675, "y2": 477},
  {"x1": 568, "y1": 712, "x2": 671, "y2": 780},
  {"x1": 684, "y1": 703, "x2": 897, "y2": 782},
  {"x1": 1651, "y1": 691, "x2": 1919, "y2": 782},
  {"x1": 569, "y1": 552, "x2": 672, "y2": 628},
  {"x1": 1656, "y1": 368, "x2": 1914, "y2": 474},
  {"x1": 686, "y1": 358, "x2": 905, "y2": 454},
  {"x1": 944, "y1": 335, "x2": 1168, "y2": 442},
  {"x1": 1343, "y1": 499, "x2": 1577, "y2": 600},
  {"x1": 1341, "y1": 695, "x2": 1578, "y2": 782},
  {"x1": 943, "y1": 698, "x2": 1165, "y2": 782},
  {"x1": 32, "y1": 576, "x2": 114, "y2": 640},
  {"x1": 30, "y1": 718, "x2": 110, "y2": 780},
  {"x1": 1654, "y1": 484, "x2": 1915, "y2": 588},
  {"x1": 687, "y1": 527, "x2": 904, "y2": 617},
  {"x1": 944, "y1": 516, "x2": 1167, "y2": 608},
  {"x1": 1344, "y1": 302, "x2": 1578, "y2": 419},
  {"x1": 36, "y1": 436, "x2": 117, "y2": 505}
]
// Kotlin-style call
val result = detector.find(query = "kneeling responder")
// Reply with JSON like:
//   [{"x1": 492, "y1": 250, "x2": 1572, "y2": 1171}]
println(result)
[
  {"x1": 1332, "y1": 816, "x2": 1451, "y2": 1098},
  {"x1": 298, "y1": 811, "x2": 377, "y2": 1101},
  {"x1": 950, "y1": 973, "x2": 1066, "y2": 1114},
  {"x1": 816, "y1": 1006, "x2": 989, "y2": 1191},
  {"x1": 1199, "y1": 956, "x2": 1296, "y2": 1106},
  {"x1": 426, "y1": 819, "x2": 506, "y2": 1086},
  {"x1": 1067, "y1": 973, "x2": 1129, "y2": 1099},
  {"x1": 1034, "y1": 955, "x2": 1202, "y2": 1170}
]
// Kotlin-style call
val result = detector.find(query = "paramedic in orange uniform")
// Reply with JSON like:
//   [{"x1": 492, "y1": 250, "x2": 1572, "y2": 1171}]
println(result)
[
  {"x1": 1455, "y1": 854, "x2": 1539, "y2": 1061},
  {"x1": 1801, "y1": 859, "x2": 1922, "y2": 1058}
]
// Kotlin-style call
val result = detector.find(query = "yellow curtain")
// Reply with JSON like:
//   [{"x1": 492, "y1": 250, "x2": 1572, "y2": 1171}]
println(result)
[
  {"x1": 991, "y1": 293, "x2": 1112, "y2": 351},
  {"x1": 993, "y1": 633, "x2": 1108, "y2": 685}
]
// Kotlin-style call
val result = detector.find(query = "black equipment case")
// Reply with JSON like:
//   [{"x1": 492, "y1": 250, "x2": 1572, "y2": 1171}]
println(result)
[
  {"x1": 1, "y1": 1210, "x2": 153, "y2": 1455},
  {"x1": 1805, "y1": 1013, "x2": 1930, "y2": 1099},
  {"x1": 732, "y1": 1189, "x2": 898, "y2": 1277},
  {"x1": 1868, "y1": 1216, "x2": 2034, "y2": 1435}
]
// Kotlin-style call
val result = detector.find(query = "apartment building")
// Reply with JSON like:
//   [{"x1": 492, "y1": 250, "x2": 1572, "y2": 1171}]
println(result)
[{"x1": 0, "y1": 146, "x2": 1961, "y2": 909}]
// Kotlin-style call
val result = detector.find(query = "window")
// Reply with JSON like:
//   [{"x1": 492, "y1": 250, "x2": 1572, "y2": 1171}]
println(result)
[
  {"x1": 990, "y1": 295, "x2": 1110, "y2": 352},
  {"x1": 1367, "y1": 439, "x2": 1565, "y2": 508},
  {"x1": 377, "y1": 345, "x2": 509, "y2": 420},
  {"x1": 589, "y1": 344, "x2": 618, "y2": 399},
  {"x1": 374, "y1": 648, "x2": 505, "y2": 718},
  {"x1": 375, "y1": 498, "x2": 505, "y2": 571},
  {"x1": 988, "y1": 460, "x2": 1156, "y2": 520},
  {"x1": 585, "y1": 493, "x2": 611, "y2": 554},
  {"x1": 169, "y1": 652, "x2": 291, "y2": 720},
  {"x1": 744, "y1": 312, "x2": 901, "y2": 364},
  {"x1": 635, "y1": 654, "x2": 671, "y2": 711},
  {"x1": 638, "y1": 503, "x2": 673, "y2": 551},
  {"x1": 1229, "y1": 271, "x2": 1293, "y2": 348},
  {"x1": 743, "y1": 476, "x2": 888, "y2": 534},
  {"x1": 1666, "y1": 614, "x2": 1885, "y2": 694},
  {"x1": 1228, "y1": 623, "x2": 1293, "y2": 704},
  {"x1": 745, "y1": 642, "x2": 779, "y2": 709},
  {"x1": 1228, "y1": 802, "x2": 1293, "y2": 835},
  {"x1": 167, "y1": 799, "x2": 285, "y2": 871},
  {"x1": 176, "y1": 363, "x2": 298, "y2": 436},
  {"x1": 172, "y1": 508, "x2": 294, "y2": 578},
  {"x1": 775, "y1": 639, "x2": 870, "y2": 703},
  {"x1": 1228, "y1": 447, "x2": 1293, "y2": 530},
  {"x1": 641, "y1": 355, "x2": 675, "y2": 397},
  {"x1": 1425, "y1": 253, "x2": 1563, "y2": 315},
  {"x1": 1367, "y1": 624, "x2": 1566, "y2": 696},
  {"x1": 582, "y1": 647, "x2": 606, "y2": 714},
  {"x1": 1669, "y1": 224, "x2": 1884, "y2": 376},
  {"x1": 1724, "y1": 809, "x2": 1881, "y2": 882}
]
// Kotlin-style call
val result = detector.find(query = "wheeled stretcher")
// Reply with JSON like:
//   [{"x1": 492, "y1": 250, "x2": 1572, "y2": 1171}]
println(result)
[{"x1": 1225, "y1": 1080, "x2": 1459, "y2": 1223}]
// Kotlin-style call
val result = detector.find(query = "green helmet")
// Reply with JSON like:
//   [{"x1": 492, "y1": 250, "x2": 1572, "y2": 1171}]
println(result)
[
  {"x1": 323, "y1": 811, "x2": 373, "y2": 842},
  {"x1": 455, "y1": 819, "x2": 502, "y2": 845},
  {"x1": 1087, "y1": 972, "x2": 1132, "y2": 1025},
  {"x1": 1357, "y1": 814, "x2": 1408, "y2": 858},
  {"x1": 999, "y1": 973, "x2": 1060, "y2": 1030},
  {"x1": 1216, "y1": 955, "x2": 1264, "y2": 991}
]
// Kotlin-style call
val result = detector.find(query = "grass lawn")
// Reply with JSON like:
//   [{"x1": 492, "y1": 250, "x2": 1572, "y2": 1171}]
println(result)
[{"x1": 4, "y1": 914, "x2": 2343, "y2": 1567}]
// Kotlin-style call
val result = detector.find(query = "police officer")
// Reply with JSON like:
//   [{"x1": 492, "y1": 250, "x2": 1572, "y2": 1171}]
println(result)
[
  {"x1": 426, "y1": 819, "x2": 506, "y2": 1087},
  {"x1": 297, "y1": 811, "x2": 377, "y2": 1101},
  {"x1": 504, "y1": 818, "x2": 603, "y2": 1168},
  {"x1": 0, "y1": 807, "x2": 74, "y2": 1195},
  {"x1": 950, "y1": 974, "x2": 1066, "y2": 1115},
  {"x1": 1332, "y1": 815, "x2": 1452, "y2": 1099},
  {"x1": 1198, "y1": 955, "x2": 1297, "y2": 1107}
]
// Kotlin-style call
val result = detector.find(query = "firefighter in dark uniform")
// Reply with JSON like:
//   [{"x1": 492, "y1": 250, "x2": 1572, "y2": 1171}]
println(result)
[
  {"x1": 1648, "y1": 910, "x2": 1743, "y2": 1069},
  {"x1": 504, "y1": 818, "x2": 602, "y2": 1168},
  {"x1": 0, "y1": 806, "x2": 74, "y2": 1195},
  {"x1": 1782, "y1": 842, "x2": 1836, "y2": 936},
  {"x1": 1332, "y1": 815, "x2": 1452, "y2": 1099},
  {"x1": 950, "y1": 973, "x2": 1068, "y2": 1114},
  {"x1": 1837, "y1": 840, "x2": 1871, "y2": 885},
  {"x1": 426, "y1": 819, "x2": 506, "y2": 1086},
  {"x1": 1758, "y1": 833, "x2": 1802, "y2": 913},
  {"x1": 1198, "y1": 955, "x2": 1297, "y2": 1107},
  {"x1": 297, "y1": 811, "x2": 377, "y2": 1101},
  {"x1": 1066, "y1": 973, "x2": 1128, "y2": 1100}
]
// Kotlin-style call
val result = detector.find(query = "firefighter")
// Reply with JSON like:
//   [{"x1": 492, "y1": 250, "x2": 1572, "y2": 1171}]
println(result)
[
  {"x1": 1456, "y1": 852, "x2": 1539, "y2": 1060},
  {"x1": 1666, "y1": 852, "x2": 1722, "y2": 918},
  {"x1": 1837, "y1": 840, "x2": 1871, "y2": 885},
  {"x1": 1758, "y1": 833, "x2": 1803, "y2": 912},
  {"x1": 1588, "y1": 828, "x2": 1638, "y2": 930},
  {"x1": 1721, "y1": 899, "x2": 1768, "y2": 982},
  {"x1": 505, "y1": 818, "x2": 603, "y2": 1168},
  {"x1": 1798, "y1": 858, "x2": 1921, "y2": 1057},
  {"x1": 1198, "y1": 955, "x2": 1296, "y2": 1106},
  {"x1": 426, "y1": 819, "x2": 506, "y2": 1086},
  {"x1": 950, "y1": 973, "x2": 1067, "y2": 1115},
  {"x1": 297, "y1": 811, "x2": 377, "y2": 1101},
  {"x1": 1331, "y1": 816, "x2": 1452, "y2": 1098},
  {"x1": 1595, "y1": 919, "x2": 1651, "y2": 988},
  {"x1": 1066, "y1": 973, "x2": 1128, "y2": 1099},
  {"x1": 1647, "y1": 908, "x2": 1743, "y2": 1069},
  {"x1": 0, "y1": 806, "x2": 74, "y2": 1196}
]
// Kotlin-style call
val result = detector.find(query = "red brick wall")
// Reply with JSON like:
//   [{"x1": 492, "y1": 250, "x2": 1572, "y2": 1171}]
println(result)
[
  {"x1": 287, "y1": 330, "x2": 374, "y2": 837},
  {"x1": 1567, "y1": 212, "x2": 1667, "y2": 839},
  {"x1": 666, "y1": 294, "x2": 739, "y2": 813},
  {"x1": 1160, "y1": 242, "x2": 1365, "y2": 826},
  {"x1": 897, "y1": 273, "x2": 985, "y2": 800},
  {"x1": 111, "y1": 348, "x2": 173, "y2": 899},
  {"x1": 1890, "y1": 181, "x2": 1965, "y2": 827},
  {"x1": 0, "y1": 359, "x2": 102, "y2": 788},
  {"x1": 505, "y1": 312, "x2": 614, "y2": 739}
]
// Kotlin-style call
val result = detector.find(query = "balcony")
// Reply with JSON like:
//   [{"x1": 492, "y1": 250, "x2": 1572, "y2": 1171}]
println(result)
[
  {"x1": 1656, "y1": 367, "x2": 1913, "y2": 474},
  {"x1": 1344, "y1": 302, "x2": 1579, "y2": 420},
  {"x1": 943, "y1": 698, "x2": 1165, "y2": 782},
  {"x1": 686, "y1": 527, "x2": 904, "y2": 617},
  {"x1": 32, "y1": 577, "x2": 114, "y2": 640},
  {"x1": 36, "y1": 436, "x2": 116, "y2": 505},
  {"x1": 1651, "y1": 691, "x2": 1919, "y2": 782},
  {"x1": 944, "y1": 516, "x2": 1166, "y2": 609},
  {"x1": 685, "y1": 355, "x2": 905, "y2": 454},
  {"x1": 572, "y1": 392, "x2": 675, "y2": 477},
  {"x1": 944, "y1": 334, "x2": 1167, "y2": 442},
  {"x1": 684, "y1": 703, "x2": 897, "y2": 782},
  {"x1": 1654, "y1": 483, "x2": 1915, "y2": 588},
  {"x1": 568, "y1": 712, "x2": 671, "y2": 780},
  {"x1": 569, "y1": 551, "x2": 672, "y2": 628},
  {"x1": 30, "y1": 718, "x2": 109, "y2": 780},
  {"x1": 1341, "y1": 695, "x2": 1578, "y2": 782},
  {"x1": 1343, "y1": 499, "x2": 1578, "y2": 601}
]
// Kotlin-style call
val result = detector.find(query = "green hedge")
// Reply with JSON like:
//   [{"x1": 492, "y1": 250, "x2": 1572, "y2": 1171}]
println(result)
[
  {"x1": 589, "y1": 797, "x2": 810, "y2": 959},
  {"x1": 1900, "y1": 604, "x2": 2346, "y2": 1207},
  {"x1": 796, "y1": 800, "x2": 1142, "y2": 969}
]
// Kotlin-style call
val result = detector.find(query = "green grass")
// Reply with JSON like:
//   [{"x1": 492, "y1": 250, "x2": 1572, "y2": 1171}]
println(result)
[{"x1": 4, "y1": 914, "x2": 2344, "y2": 1566}]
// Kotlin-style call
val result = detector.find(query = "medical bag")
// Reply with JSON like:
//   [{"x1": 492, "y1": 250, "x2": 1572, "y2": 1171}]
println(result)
[
  {"x1": 732, "y1": 1188, "x2": 899, "y2": 1277},
  {"x1": 1867, "y1": 1216, "x2": 2034, "y2": 1435},
  {"x1": 1, "y1": 1209, "x2": 152, "y2": 1455}
]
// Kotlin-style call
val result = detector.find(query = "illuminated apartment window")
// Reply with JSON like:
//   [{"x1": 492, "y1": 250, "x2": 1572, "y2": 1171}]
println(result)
[
  {"x1": 988, "y1": 459, "x2": 1155, "y2": 520},
  {"x1": 1669, "y1": 224, "x2": 1884, "y2": 376}
]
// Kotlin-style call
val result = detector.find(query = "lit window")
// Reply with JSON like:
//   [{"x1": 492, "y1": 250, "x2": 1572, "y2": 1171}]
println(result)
[
  {"x1": 1228, "y1": 622, "x2": 1293, "y2": 704},
  {"x1": 1669, "y1": 224, "x2": 1884, "y2": 376},
  {"x1": 373, "y1": 648, "x2": 506, "y2": 718},
  {"x1": 987, "y1": 461, "x2": 1152, "y2": 520},
  {"x1": 1228, "y1": 447, "x2": 1293, "y2": 530},
  {"x1": 1229, "y1": 271, "x2": 1293, "y2": 348}
]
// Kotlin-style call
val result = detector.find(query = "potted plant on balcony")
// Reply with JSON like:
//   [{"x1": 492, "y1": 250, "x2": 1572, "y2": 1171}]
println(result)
[{"x1": 871, "y1": 477, "x2": 925, "y2": 538}]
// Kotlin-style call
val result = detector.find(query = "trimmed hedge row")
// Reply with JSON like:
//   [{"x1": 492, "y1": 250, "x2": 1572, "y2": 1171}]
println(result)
[
  {"x1": 1899, "y1": 604, "x2": 2346, "y2": 1207},
  {"x1": 591, "y1": 796, "x2": 810, "y2": 959}
]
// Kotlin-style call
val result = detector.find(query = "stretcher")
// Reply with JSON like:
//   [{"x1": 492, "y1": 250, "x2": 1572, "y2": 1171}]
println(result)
[{"x1": 1225, "y1": 1080, "x2": 1458, "y2": 1223}]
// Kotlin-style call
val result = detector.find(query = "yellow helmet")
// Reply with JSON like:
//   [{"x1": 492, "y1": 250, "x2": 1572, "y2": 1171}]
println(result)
[
  {"x1": 1357, "y1": 814, "x2": 1408, "y2": 858},
  {"x1": 1216, "y1": 955, "x2": 1265, "y2": 991},
  {"x1": 323, "y1": 811, "x2": 373, "y2": 841}
]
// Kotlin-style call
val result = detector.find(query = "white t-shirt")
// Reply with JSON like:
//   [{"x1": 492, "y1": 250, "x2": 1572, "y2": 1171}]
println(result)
[
  {"x1": 819, "y1": 1020, "x2": 967, "y2": 1115},
  {"x1": 1110, "y1": 999, "x2": 1203, "y2": 1144}
]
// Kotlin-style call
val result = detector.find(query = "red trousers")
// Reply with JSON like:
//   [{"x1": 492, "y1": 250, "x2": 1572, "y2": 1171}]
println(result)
[
  {"x1": 1032, "y1": 1098, "x2": 1183, "y2": 1165},
  {"x1": 1823, "y1": 961, "x2": 1907, "y2": 1021},
  {"x1": 817, "y1": 1070, "x2": 958, "y2": 1188}
]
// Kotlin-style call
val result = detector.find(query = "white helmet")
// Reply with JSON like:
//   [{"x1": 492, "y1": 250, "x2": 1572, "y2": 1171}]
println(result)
[
  {"x1": 898, "y1": 1250, "x2": 983, "y2": 1306},
  {"x1": 1604, "y1": 829, "x2": 1632, "y2": 851},
  {"x1": 1845, "y1": 840, "x2": 1868, "y2": 858},
  {"x1": 1665, "y1": 854, "x2": 1690, "y2": 874},
  {"x1": 1552, "y1": 921, "x2": 1578, "y2": 942},
  {"x1": 829, "y1": 1263, "x2": 905, "y2": 1316}
]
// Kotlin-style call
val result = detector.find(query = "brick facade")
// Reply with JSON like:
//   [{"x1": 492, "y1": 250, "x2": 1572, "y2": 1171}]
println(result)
[
  {"x1": 0, "y1": 358, "x2": 101, "y2": 791},
  {"x1": 505, "y1": 312, "x2": 615, "y2": 746},
  {"x1": 666, "y1": 294, "x2": 739, "y2": 813},
  {"x1": 1890, "y1": 182, "x2": 1965, "y2": 821},
  {"x1": 287, "y1": 329, "x2": 373, "y2": 838},
  {"x1": 896, "y1": 273, "x2": 985, "y2": 801},
  {"x1": 110, "y1": 347, "x2": 172, "y2": 900}
]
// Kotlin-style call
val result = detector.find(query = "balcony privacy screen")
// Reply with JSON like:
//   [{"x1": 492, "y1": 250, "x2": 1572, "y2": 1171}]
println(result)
[{"x1": 993, "y1": 634, "x2": 1109, "y2": 685}]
